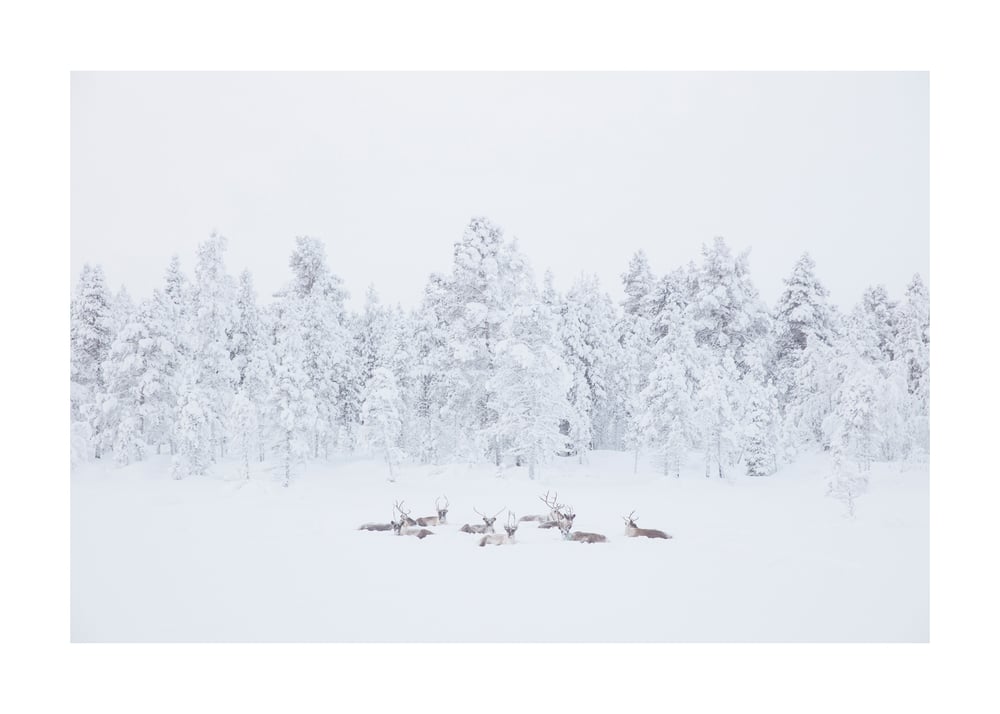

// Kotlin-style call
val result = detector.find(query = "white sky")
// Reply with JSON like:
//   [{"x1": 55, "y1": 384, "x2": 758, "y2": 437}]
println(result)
[{"x1": 71, "y1": 72, "x2": 928, "y2": 311}]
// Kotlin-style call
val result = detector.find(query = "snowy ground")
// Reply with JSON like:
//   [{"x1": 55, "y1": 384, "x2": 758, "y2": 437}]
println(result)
[{"x1": 71, "y1": 450, "x2": 928, "y2": 642}]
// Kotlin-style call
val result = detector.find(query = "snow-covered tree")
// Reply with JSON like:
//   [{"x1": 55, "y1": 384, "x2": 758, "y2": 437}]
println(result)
[
  {"x1": 189, "y1": 233, "x2": 239, "y2": 459},
  {"x1": 264, "y1": 297, "x2": 317, "y2": 486},
  {"x1": 560, "y1": 274, "x2": 621, "y2": 458},
  {"x1": 228, "y1": 392, "x2": 258, "y2": 480},
  {"x1": 490, "y1": 292, "x2": 572, "y2": 479},
  {"x1": 70, "y1": 264, "x2": 113, "y2": 458},
  {"x1": 284, "y1": 236, "x2": 353, "y2": 458},
  {"x1": 360, "y1": 366, "x2": 405, "y2": 481}
]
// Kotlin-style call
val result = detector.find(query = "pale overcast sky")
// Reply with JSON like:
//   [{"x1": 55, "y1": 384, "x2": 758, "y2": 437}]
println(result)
[{"x1": 71, "y1": 72, "x2": 928, "y2": 310}]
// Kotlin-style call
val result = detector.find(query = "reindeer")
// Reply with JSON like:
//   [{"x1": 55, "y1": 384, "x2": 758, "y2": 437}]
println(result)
[
  {"x1": 393, "y1": 502, "x2": 434, "y2": 539},
  {"x1": 558, "y1": 517, "x2": 608, "y2": 544},
  {"x1": 540, "y1": 500, "x2": 575, "y2": 531},
  {"x1": 519, "y1": 491, "x2": 561, "y2": 523},
  {"x1": 522, "y1": 491, "x2": 575, "y2": 530},
  {"x1": 623, "y1": 511, "x2": 672, "y2": 540},
  {"x1": 393, "y1": 500, "x2": 417, "y2": 526},
  {"x1": 479, "y1": 511, "x2": 518, "y2": 547},
  {"x1": 357, "y1": 520, "x2": 394, "y2": 532},
  {"x1": 416, "y1": 496, "x2": 449, "y2": 526},
  {"x1": 460, "y1": 506, "x2": 504, "y2": 534}
]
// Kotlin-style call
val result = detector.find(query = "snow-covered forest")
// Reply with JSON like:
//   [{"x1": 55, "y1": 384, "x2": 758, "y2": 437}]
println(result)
[{"x1": 70, "y1": 217, "x2": 929, "y2": 490}]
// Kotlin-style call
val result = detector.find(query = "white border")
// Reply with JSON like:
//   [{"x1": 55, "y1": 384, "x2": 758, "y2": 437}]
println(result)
[{"x1": 2, "y1": 1, "x2": 995, "y2": 712}]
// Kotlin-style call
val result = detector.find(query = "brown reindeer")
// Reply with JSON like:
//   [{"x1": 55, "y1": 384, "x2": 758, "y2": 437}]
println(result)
[
  {"x1": 460, "y1": 506, "x2": 504, "y2": 534},
  {"x1": 558, "y1": 517, "x2": 608, "y2": 544},
  {"x1": 623, "y1": 511, "x2": 672, "y2": 540},
  {"x1": 416, "y1": 496, "x2": 449, "y2": 526},
  {"x1": 392, "y1": 502, "x2": 434, "y2": 539},
  {"x1": 479, "y1": 511, "x2": 518, "y2": 547}
]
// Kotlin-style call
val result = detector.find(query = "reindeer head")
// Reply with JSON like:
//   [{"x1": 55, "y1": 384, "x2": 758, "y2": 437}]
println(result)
[
  {"x1": 394, "y1": 500, "x2": 414, "y2": 527},
  {"x1": 559, "y1": 504, "x2": 576, "y2": 530},
  {"x1": 474, "y1": 506, "x2": 505, "y2": 532},
  {"x1": 435, "y1": 495, "x2": 449, "y2": 523},
  {"x1": 623, "y1": 510, "x2": 638, "y2": 529},
  {"x1": 390, "y1": 519, "x2": 402, "y2": 534},
  {"x1": 504, "y1": 511, "x2": 518, "y2": 538}
]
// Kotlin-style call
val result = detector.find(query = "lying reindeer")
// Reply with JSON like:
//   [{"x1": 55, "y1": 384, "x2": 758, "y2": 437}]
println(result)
[
  {"x1": 558, "y1": 516, "x2": 608, "y2": 544},
  {"x1": 416, "y1": 496, "x2": 449, "y2": 526},
  {"x1": 392, "y1": 501, "x2": 434, "y2": 539},
  {"x1": 394, "y1": 500, "x2": 418, "y2": 526},
  {"x1": 479, "y1": 511, "x2": 518, "y2": 547},
  {"x1": 357, "y1": 520, "x2": 394, "y2": 532},
  {"x1": 460, "y1": 507, "x2": 504, "y2": 534},
  {"x1": 623, "y1": 511, "x2": 672, "y2": 540},
  {"x1": 519, "y1": 490, "x2": 562, "y2": 524}
]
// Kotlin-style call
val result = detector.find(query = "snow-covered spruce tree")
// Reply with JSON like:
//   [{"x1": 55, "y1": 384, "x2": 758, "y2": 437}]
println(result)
[
  {"x1": 406, "y1": 284, "x2": 454, "y2": 464},
  {"x1": 772, "y1": 253, "x2": 839, "y2": 455},
  {"x1": 100, "y1": 299, "x2": 176, "y2": 465},
  {"x1": 148, "y1": 255, "x2": 192, "y2": 456},
  {"x1": 618, "y1": 311, "x2": 655, "y2": 473},
  {"x1": 560, "y1": 274, "x2": 621, "y2": 459},
  {"x1": 264, "y1": 296, "x2": 317, "y2": 487},
  {"x1": 622, "y1": 249, "x2": 657, "y2": 319},
  {"x1": 692, "y1": 351, "x2": 740, "y2": 479},
  {"x1": 284, "y1": 236, "x2": 353, "y2": 458},
  {"x1": 430, "y1": 218, "x2": 531, "y2": 465},
  {"x1": 190, "y1": 233, "x2": 239, "y2": 460},
  {"x1": 688, "y1": 238, "x2": 773, "y2": 476},
  {"x1": 170, "y1": 361, "x2": 214, "y2": 479},
  {"x1": 826, "y1": 447, "x2": 869, "y2": 519},
  {"x1": 228, "y1": 391, "x2": 258, "y2": 480},
  {"x1": 229, "y1": 269, "x2": 270, "y2": 463},
  {"x1": 489, "y1": 290, "x2": 572, "y2": 479},
  {"x1": 71, "y1": 264, "x2": 114, "y2": 460},
  {"x1": 640, "y1": 296, "x2": 699, "y2": 477},
  {"x1": 360, "y1": 366, "x2": 406, "y2": 481},
  {"x1": 894, "y1": 274, "x2": 930, "y2": 460}
]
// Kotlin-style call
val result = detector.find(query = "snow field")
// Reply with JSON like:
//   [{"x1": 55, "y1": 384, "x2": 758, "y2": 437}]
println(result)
[{"x1": 71, "y1": 450, "x2": 928, "y2": 642}]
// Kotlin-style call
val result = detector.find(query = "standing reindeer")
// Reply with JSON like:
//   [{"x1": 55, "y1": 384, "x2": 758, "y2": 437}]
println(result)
[
  {"x1": 416, "y1": 496, "x2": 449, "y2": 526},
  {"x1": 559, "y1": 516, "x2": 608, "y2": 544},
  {"x1": 392, "y1": 501, "x2": 434, "y2": 539},
  {"x1": 623, "y1": 511, "x2": 672, "y2": 540},
  {"x1": 479, "y1": 511, "x2": 518, "y2": 547},
  {"x1": 460, "y1": 507, "x2": 504, "y2": 534}
]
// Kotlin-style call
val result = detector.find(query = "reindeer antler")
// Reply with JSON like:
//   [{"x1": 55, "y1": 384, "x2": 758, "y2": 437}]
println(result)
[
  {"x1": 394, "y1": 500, "x2": 411, "y2": 517},
  {"x1": 436, "y1": 495, "x2": 449, "y2": 510},
  {"x1": 624, "y1": 510, "x2": 636, "y2": 523},
  {"x1": 492, "y1": 507, "x2": 505, "y2": 519},
  {"x1": 507, "y1": 510, "x2": 516, "y2": 527}
]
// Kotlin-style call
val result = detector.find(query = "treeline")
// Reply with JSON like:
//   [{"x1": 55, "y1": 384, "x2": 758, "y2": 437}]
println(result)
[{"x1": 69, "y1": 217, "x2": 929, "y2": 484}]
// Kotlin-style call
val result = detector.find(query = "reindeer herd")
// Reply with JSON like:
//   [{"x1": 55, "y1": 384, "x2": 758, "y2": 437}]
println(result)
[{"x1": 357, "y1": 491, "x2": 673, "y2": 546}]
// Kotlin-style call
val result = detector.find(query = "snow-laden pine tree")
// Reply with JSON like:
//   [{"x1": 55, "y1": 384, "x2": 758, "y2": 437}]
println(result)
[
  {"x1": 622, "y1": 249, "x2": 656, "y2": 319},
  {"x1": 489, "y1": 289, "x2": 572, "y2": 479},
  {"x1": 360, "y1": 366, "x2": 406, "y2": 481},
  {"x1": 190, "y1": 233, "x2": 239, "y2": 460},
  {"x1": 263, "y1": 296, "x2": 317, "y2": 487},
  {"x1": 70, "y1": 264, "x2": 114, "y2": 459},
  {"x1": 228, "y1": 391, "x2": 258, "y2": 480},
  {"x1": 640, "y1": 296, "x2": 699, "y2": 477},
  {"x1": 284, "y1": 237, "x2": 353, "y2": 458},
  {"x1": 427, "y1": 218, "x2": 532, "y2": 465},
  {"x1": 688, "y1": 238, "x2": 773, "y2": 476},
  {"x1": 560, "y1": 274, "x2": 621, "y2": 458},
  {"x1": 894, "y1": 274, "x2": 930, "y2": 460},
  {"x1": 100, "y1": 298, "x2": 182, "y2": 464}
]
